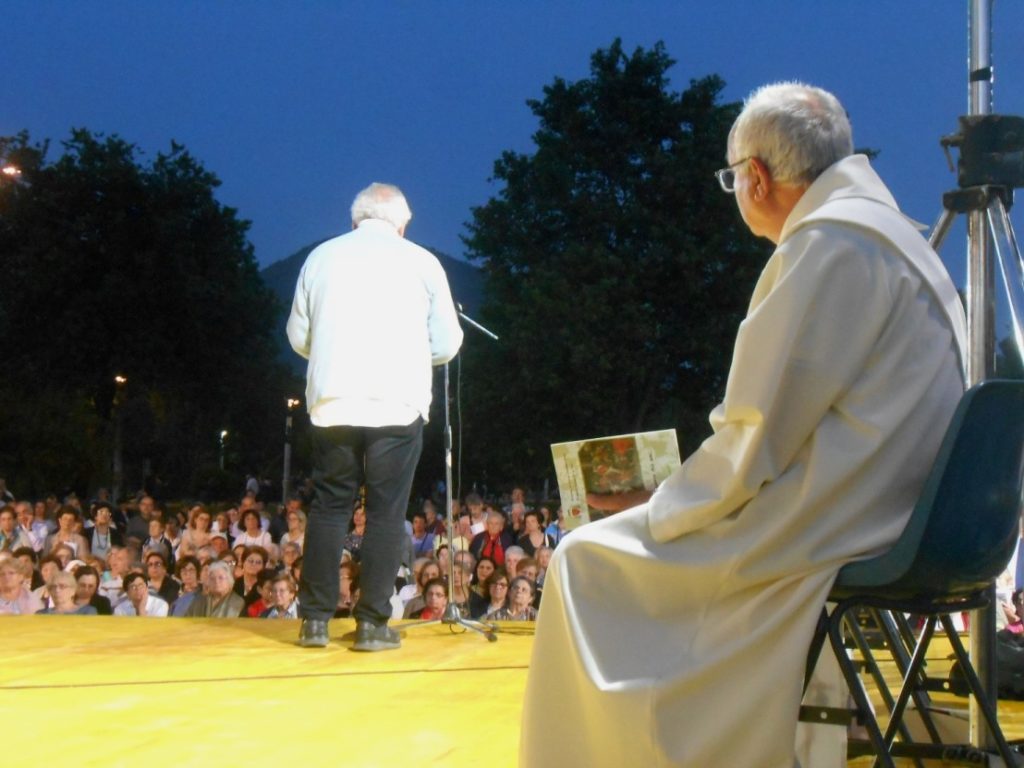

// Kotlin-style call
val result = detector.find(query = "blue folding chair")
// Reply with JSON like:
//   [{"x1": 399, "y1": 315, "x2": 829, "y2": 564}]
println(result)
[{"x1": 801, "y1": 380, "x2": 1024, "y2": 767}]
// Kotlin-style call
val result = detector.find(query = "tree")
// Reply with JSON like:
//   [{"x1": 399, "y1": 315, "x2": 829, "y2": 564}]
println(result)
[
  {"x1": 0, "y1": 130, "x2": 295, "y2": 497},
  {"x1": 460, "y1": 40, "x2": 770, "y2": 486}
]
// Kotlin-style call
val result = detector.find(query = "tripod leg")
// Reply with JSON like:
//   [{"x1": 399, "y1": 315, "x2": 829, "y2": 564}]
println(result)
[
  {"x1": 928, "y1": 208, "x2": 959, "y2": 251},
  {"x1": 987, "y1": 196, "x2": 1024, "y2": 356}
]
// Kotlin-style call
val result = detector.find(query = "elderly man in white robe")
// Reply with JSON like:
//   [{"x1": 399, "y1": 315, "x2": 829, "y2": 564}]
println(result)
[{"x1": 520, "y1": 82, "x2": 967, "y2": 768}]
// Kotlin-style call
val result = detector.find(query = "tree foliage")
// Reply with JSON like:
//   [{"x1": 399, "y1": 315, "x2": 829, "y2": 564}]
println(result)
[
  {"x1": 460, "y1": 40, "x2": 771, "y2": 485},
  {"x1": 0, "y1": 130, "x2": 294, "y2": 497}
]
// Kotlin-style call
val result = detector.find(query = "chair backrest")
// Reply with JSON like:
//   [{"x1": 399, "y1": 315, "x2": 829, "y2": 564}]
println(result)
[{"x1": 835, "y1": 379, "x2": 1024, "y2": 600}]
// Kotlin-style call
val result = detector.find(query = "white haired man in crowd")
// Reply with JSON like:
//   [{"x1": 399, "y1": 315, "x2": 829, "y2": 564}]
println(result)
[{"x1": 521, "y1": 83, "x2": 966, "y2": 767}]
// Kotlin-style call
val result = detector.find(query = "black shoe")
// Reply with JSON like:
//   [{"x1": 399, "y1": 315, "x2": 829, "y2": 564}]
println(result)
[
  {"x1": 298, "y1": 618, "x2": 329, "y2": 648},
  {"x1": 352, "y1": 620, "x2": 401, "y2": 652}
]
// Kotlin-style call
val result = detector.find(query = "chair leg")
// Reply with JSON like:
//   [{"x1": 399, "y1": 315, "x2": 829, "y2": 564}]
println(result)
[
  {"x1": 874, "y1": 610, "x2": 943, "y2": 746},
  {"x1": 939, "y1": 614, "x2": 1021, "y2": 767},
  {"x1": 848, "y1": 611, "x2": 927, "y2": 766},
  {"x1": 829, "y1": 602, "x2": 897, "y2": 768},
  {"x1": 882, "y1": 617, "x2": 936, "y2": 750},
  {"x1": 804, "y1": 608, "x2": 829, "y2": 696}
]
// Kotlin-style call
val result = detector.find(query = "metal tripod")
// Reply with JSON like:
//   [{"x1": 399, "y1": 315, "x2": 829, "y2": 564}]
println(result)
[
  {"x1": 926, "y1": 0, "x2": 1024, "y2": 752},
  {"x1": 400, "y1": 311, "x2": 499, "y2": 642}
]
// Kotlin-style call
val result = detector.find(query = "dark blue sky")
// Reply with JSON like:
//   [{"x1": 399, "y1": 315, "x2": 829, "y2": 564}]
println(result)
[{"x1": 4, "y1": 1, "x2": 1023, "y2": 297}]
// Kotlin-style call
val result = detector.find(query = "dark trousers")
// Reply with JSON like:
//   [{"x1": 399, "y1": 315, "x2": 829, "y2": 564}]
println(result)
[{"x1": 299, "y1": 418, "x2": 422, "y2": 625}]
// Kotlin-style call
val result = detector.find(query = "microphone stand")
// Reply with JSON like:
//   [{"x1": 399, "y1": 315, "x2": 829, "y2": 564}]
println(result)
[{"x1": 400, "y1": 305, "x2": 499, "y2": 641}]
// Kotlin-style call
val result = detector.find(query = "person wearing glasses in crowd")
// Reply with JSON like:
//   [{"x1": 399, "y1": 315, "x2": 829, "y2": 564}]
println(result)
[
  {"x1": 486, "y1": 575, "x2": 536, "y2": 622},
  {"x1": 521, "y1": 83, "x2": 967, "y2": 768},
  {"x1": 473, "y1": 568, "x2": 510, "y2": 620},
  {"x1": 234, "y1": 546, "x2": 269, "y2": 610},
  {"x1": 261, "y1": 574, "x2": 300, "y2": 619},
  {"x1": 114, "y1": 572, "x2": 169, "y2": 617},
  {"x1": 144, "y1": 551, "x2": 180, "y2": 606},
  {"x1": 37, "y1": 570, "x2": 97, "y2": 615},
  {"x1": 280, "y1": 506, "x2": 307, "y2": 553}
]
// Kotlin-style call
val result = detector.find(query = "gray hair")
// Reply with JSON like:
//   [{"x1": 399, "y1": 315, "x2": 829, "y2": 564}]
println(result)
[
  {"x1": 206, "y1": 560, "x2": 234, "y2": 584},
  {"x1": 728, "y1": 82, "x2": 853, "y2": 186},
  {"x1": 350, "y1": 182, "x2": 412, "y2": 231}
]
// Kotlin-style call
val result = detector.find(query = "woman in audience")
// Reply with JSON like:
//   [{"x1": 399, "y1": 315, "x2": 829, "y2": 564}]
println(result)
[
  {"x1": 114, "y1": 572, "x2": 169, "y2": 617},
  {"x1": 170, "y1": 556, "x2": 202, "y2": 617},
  {"x1": 212, "y1": 511, "x2": 231, "y2": 541},
  {"x1": 486, "y1": 575, "x2": 537, "y2": 621},
  {"x1": 261, "y1": 573, "x2": 299, "y2": 619},
  {"x1": 74, "y1": 564, "x2": 111, "y2": 615},
  {"x1": 516, "y1": 510, "x2": 553, "y2": 557},
  {"x1": 144, "y1": 550, "x2": 180, "y2": 606},
  {"x1": 234, "y1": 545, "x2": 268, "y2": 609},
  {"x1": 234, "y1": 509, "x2": 271, "y2": 549},
  {"x1": 45, "y1": 506, "x2": 90, "y2": 558},
  {"x1": 449, "y1": 561, "x2": 472, "y2": 616},
  {"x1": 52, "y1": 543, "x2": 76, "y2": 570},
  {"x1": 185, "y1": 560, "x2": 245, "y2": 617},
  {"x1": 397, "y1": 557, "x2": 432, "y2": 606},
  {"x1": 473, "y1": 568, "x2": 510, "y2": 620},
  {"x1": 281, "y1": 542, "x2": 302, "y2": 573},
  {"x1": 177, "y1": 504, "x2": 214, "y2": 557},
  {"x1": 333, "y1": 560, "x2": 359, "y2": 618},
  {"x1": 245, "y1": 570, "x2": 277, "y2": 617},
  {"x1": 0, "y1": 556, "x2": 43, "y2": 614},
  {"x1": 38, "y1": 570, "x2": 97, "y2": 615},
  {"x1": 408, "y1": 577, "x2": 447, "y2": 620},
  {"x1": 33, "y1": 554, "x2": 63, "y2": 610},
  {"x1": 280, "y1": 507, "x2": 307, "y2": 552},
  {"x1": 401, "y1": 559, "x2": 442, "y2": 618},
  {"x1": 344, "y1": 504, "x2": 366, "y2": 562}
]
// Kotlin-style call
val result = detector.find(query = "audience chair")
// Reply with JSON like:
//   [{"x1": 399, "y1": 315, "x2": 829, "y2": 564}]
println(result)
[{"x1": 801, "y1": 380, "x2": 1024, "y2": 768}]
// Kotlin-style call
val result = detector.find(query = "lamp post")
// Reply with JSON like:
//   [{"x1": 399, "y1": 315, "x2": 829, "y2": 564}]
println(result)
[
  {"x1": 112, "y1": 375, "x2": 127, "y2": 503},
  {"x1": 282, "y1": 398, "x2": 301, "y2": 505},
  {"x1": 219, "y1": 430, "x2": 228, "y2": 471}
]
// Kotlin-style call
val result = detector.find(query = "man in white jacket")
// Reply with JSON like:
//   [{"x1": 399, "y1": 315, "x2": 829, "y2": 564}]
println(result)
[
  {"x1": 287, "y1": 182, "x2": 462, "y2": 651},
  {"x1": 520, "y1": 83, "x2": 966, "y2": 767}
]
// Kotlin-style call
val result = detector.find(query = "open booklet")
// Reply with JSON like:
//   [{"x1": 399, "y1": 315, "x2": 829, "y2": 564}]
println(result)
[{"x1": 551, "y1": 429, "x2": 681, "y2": 530}]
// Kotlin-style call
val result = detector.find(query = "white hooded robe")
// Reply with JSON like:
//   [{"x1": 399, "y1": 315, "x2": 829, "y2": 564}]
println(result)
[{"x1": 520, "y1": 155, "x2": 967, "y2": 768}]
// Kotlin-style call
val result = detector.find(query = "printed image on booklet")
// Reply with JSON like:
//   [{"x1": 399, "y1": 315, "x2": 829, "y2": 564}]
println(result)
[{"x1": 551, "y1": 429, "x2": 681, "y2": 530}]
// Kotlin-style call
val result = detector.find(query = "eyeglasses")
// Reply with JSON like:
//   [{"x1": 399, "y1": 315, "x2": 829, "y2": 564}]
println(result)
[
  {"x1": 491, "y1": 582, "x2": 509, "y2": 589},
  {"x1": 714, "y1": 157, "x2": 752, "y2": 193},
  {"x1": 245, "y1": 557, "x2": 265, "y2": 565}
]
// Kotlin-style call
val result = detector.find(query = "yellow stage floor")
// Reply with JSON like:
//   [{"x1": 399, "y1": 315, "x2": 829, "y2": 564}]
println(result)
[
  {"x1": 0, "y1": 616, "x2": 534, "y2": 768},
  {"x1": 5, "y1": 616, "x2": 1024, "y2": 767}
]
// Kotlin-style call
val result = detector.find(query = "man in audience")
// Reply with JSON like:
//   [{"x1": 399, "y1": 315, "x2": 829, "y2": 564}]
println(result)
[
  {"x1": 15, "y1": 501, "x2": 46, "y2": 552},
  {"x1": 469, "y1": 511, "x2": 514, "y2": 567}
]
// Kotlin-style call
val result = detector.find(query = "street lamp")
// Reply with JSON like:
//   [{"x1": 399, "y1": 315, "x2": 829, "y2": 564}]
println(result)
[
  {"x1": 1, "y1": 165, "x2": 21, "y2": 179},
  {"x1": 219, "y1": 430, "x2": 228, "y2": 471},
  {"x1": 282, "y1": 398, "x2": 301, "y2": 504},
  {"x1": 111, "y1": 375, "x2": 127, "y2": 504}
]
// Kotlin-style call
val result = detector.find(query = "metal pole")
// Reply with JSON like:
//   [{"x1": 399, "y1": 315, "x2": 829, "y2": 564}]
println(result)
[
  {"x1": 282, "y1": 413, "x2": 293, "y2": 507},
  {"x1": 966, "y1": 0, "x2": 997, "y2": 751}
]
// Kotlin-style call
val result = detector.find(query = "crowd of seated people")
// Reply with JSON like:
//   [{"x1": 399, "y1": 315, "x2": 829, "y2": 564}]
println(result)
[{"x1": 0, "y1": 482, "x2": 567, "y2": 625}]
